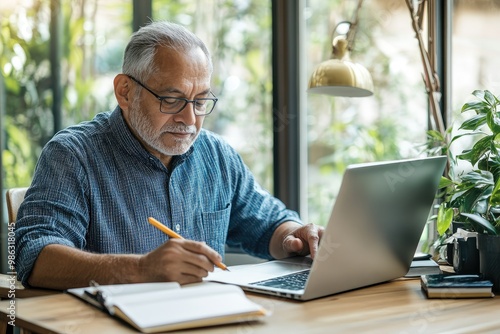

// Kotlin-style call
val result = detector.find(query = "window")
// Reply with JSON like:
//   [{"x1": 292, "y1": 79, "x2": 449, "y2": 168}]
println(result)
[
  {"x1": 451, "y1": 1, "x2": 500, "y2": 129},
  {"x1": 304, "y1": 0, "x2": 427, "y2": 225},
  {"x1": 153, "y1": 0, "x2": 274, "y2": 192},
  {"x1": 1, "y1": 0, "x2": 131, "y2": 188}
]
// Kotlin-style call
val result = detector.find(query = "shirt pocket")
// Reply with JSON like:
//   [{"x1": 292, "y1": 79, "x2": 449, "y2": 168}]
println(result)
[{"x1": 201, "y1": 202, "x2": 231, "y2": 255}]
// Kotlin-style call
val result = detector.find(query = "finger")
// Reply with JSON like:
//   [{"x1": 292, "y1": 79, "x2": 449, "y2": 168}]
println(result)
[
  {"x1": 158, "y1": 248, "x2": 213, "y2": 280},
  {"x1": 154, "y1": 260, "x2": 210, "y2": 283},
  {"x1": 176, "y1": 273, "x2": 205, "y2": 285},
  {"x1": 283, "y1": 234, "x2": 304, "y2": 254},
  {"x1": 167, "y1": 268, "x2": 206, "y2": 285},
  {"x1": 284, "y1": 224, "x2": 323, "y2": 258},
  {"x1": 176, "y1": 260, "x2": 211, "y2": 279},
  {"x1": 318, "y1": 226, "x2": 325, "y2": 239},
  {"x1": 308, "y1": 233, "x2": 319, "y2": 259},
  {"x1": 307, "y1": 226, "x2": 322, "y2": 259},
  {"x1": 176, "y1": 240, "x2": 222, "y2": 271}
]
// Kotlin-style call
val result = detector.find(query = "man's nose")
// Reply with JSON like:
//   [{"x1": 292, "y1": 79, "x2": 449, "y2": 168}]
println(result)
[{"x1": 173, "y1": 102, "x2": 197, "y2": 125}]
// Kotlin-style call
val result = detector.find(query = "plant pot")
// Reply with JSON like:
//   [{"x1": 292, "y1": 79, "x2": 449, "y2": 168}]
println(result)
[
  {"x1": 452, "y1": 236, "x2": 480, "y2": 274},
  {"x1": 445, "y1": 222, "x2": 470, "y2": 266},
  {"x1": 477, "y1": 234, "x2": 500, "y2": 294},
  {"x1": 444, "y1": 223, "x2": 480, "y2": 274}
]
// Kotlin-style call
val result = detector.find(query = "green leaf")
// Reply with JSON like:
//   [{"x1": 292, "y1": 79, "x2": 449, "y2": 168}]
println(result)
[
  {"x1": 437, "y1": 205, "x2": 453, "y2": 235},
  {"x1": 457, "y1": 135, "x2": 493, "y2": 166},
  {"x1": 461, "y1": 213, "x2": 498, "y2": 235},
  {"x1": 486, "y1": 108, "x2": 500, "y2": 134},
  {"x1": 438, "y1": 176, "x2": 454, "y2": 189},
  {"x1": 472, "y1": 89, "x2": 485, "y2": 101},
  {"x1": 485, "y1": 156, "x2": 500, "y2": 177},
  {"x1": 475, "y1": 198, "x2": 488, "y2": 214},
  {"x1": 461, "y1": 101, "x2": 489, "y2": 115},
  {"x1": 459, "y1": 114, "x2": 487, "y2": 130},
  {"x1": 484, "y1": 90, "x2": 498, "y2": 106},
  {"x1": 467, "y1": 188, "x2": 492, "y2": 213},
  {"x1": 426, "y1": 129, "x2": 445, "y2": 141},
  {"x1": 489, "y1": 178, "x2": 500, "y2": 207},
  {"x1": 460, "y1": 170, "x2": 494, "y2": 186}
]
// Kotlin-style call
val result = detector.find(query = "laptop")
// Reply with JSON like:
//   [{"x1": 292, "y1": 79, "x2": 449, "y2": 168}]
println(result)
[{"x1": 208, "y1": 156, "x2": 447, "y2": 301}]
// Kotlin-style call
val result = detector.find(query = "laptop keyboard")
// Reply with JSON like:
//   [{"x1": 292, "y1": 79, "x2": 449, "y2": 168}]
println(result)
[{"x1": 249, "y1": 270, "x2": 310, "y2": 290}]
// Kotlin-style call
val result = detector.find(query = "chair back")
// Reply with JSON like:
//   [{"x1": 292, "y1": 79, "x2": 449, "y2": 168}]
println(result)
[
  {"x1": 6, "y1": 187, "x2": 28, "y2": 223},
  {"x1": 2, "y1": 187, "x2": 59, "y2": 300}
]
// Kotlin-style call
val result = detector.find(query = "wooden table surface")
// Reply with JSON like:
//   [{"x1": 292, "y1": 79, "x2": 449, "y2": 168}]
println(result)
[
  {"x1": 0, "y1": 274, "x2": 58, "y2": 299},
  {"x1": 0, "y1": 278, "x2": 499, "y2": 334}
]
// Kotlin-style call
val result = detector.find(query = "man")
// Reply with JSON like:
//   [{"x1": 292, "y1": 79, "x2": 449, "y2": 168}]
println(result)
[{"x1": 15, "y1": 21, "x2": 323, "y2": 290}]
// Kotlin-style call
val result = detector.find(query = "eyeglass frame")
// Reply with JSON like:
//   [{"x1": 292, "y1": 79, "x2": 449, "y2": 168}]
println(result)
[{"x1": 127, "y1": 75, "x2": 218, "y2": 116}]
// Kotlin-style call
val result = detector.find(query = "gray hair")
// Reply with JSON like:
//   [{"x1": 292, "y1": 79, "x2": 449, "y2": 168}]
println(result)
[{"x1": 122, "y1": 21, "x2": 213, "y2": 81}]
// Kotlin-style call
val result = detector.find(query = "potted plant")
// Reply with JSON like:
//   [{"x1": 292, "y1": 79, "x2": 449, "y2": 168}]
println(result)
[{"x1": 431, "y1": 89, "x2": 500, "y2": 292}]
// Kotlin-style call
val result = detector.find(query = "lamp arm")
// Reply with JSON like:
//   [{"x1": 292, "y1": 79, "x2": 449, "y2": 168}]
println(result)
[
  {"x1": 405, "y1": 0, "x2": 446, "y2": 137},
  {"x1": 346, "y1": 0, "x2": 364, "y2": 52}
]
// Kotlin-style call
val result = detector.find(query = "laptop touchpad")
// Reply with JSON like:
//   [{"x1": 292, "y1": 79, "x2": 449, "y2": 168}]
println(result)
[{"x1": 208, "y1": 257, "x2": 312, "y2": 284}]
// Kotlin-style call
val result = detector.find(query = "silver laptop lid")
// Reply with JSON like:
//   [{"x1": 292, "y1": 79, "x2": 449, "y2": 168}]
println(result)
[{"x1": 301, "y1": 156, "x2": 446, "y2": 300}]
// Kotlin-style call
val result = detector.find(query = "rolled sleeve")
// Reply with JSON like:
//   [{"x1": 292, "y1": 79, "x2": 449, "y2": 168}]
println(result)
[
  {"x1": 15, "y1": 235, "x2": 76, "y2": 286},
  {"x1": 15, "y1": 140, "x2": 90, "y2": 286}
]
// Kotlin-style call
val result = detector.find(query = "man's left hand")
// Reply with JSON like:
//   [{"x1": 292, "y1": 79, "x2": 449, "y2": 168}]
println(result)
[{"x1": 270, "y1": 222, "x2": 324, "y2": 259}]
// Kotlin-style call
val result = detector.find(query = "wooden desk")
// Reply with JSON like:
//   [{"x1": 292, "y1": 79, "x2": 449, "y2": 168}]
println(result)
[
  {"x1": 0, "y1": 278, "x2": 498, "y2": 334},
  {"x1": 0, "y1": 274, "x2": 58, "y2": 299}
]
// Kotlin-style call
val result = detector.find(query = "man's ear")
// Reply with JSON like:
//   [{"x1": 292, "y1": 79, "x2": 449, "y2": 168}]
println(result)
[{"x1": 114, "y1": 74, "x2": 132, "y2": 111}]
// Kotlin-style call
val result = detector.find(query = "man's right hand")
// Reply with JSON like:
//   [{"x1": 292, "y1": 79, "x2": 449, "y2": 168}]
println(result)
[{"x1": 138, "y1": 239, "x2": 223, "y2": 284}]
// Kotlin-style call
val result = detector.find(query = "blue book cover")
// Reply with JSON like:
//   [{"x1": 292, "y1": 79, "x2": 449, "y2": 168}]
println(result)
[{"x1": 421, "y1": 274, "x2": 494, "y2": 298}]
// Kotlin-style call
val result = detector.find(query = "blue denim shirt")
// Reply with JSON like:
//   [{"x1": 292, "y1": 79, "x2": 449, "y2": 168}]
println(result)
[{"x1": 15, "y1": 107, "x2": 301, "y2": 285}]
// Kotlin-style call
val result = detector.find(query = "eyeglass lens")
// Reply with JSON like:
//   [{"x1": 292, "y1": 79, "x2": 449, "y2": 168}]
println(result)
[{"x1": 160, "y1": 97, "x2": 216, "y2": 115}]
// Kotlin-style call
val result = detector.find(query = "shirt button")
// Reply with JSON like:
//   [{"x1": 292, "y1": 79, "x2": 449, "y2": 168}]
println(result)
[{"x1": 175, "y1": 224, "x2": 181, "y2": 232}]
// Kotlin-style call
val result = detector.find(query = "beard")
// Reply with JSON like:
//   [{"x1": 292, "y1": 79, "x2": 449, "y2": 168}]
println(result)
[{"x1": 128, "y1": 99, "x2": 199, "y2": 157}]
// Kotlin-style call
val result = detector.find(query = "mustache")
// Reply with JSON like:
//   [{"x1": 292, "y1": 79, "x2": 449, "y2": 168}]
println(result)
[{"x1": 160, "y1": 124, "x2": 197, "y2": 134}]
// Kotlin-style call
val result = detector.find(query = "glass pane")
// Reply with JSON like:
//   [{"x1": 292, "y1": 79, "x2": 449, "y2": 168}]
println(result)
[
  {"x1": 451, "y1": 0, "x2": 500, "y2": 146},
  {"x1": 1, "y1": 0, "x2": 131, "y2": 189},
  {"x1": 152, "y1": 0, "x2": 274, "y2": 192},
  {"x1": 305, "y1": 0, "x2": 428, "y2": 226}
]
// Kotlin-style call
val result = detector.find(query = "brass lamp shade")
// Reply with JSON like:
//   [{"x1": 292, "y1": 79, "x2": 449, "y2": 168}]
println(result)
[
  {"x1": 308, "y1": 59, "x2": 373, "y2": 97},
  {"x1": 308, "y1": 37, "x2": 373, "y2": 97}
]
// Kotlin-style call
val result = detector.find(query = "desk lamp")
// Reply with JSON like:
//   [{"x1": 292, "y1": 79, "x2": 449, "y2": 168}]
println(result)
[{"x1": 307, "y1": 0, "x2": 373, "y2": 98}]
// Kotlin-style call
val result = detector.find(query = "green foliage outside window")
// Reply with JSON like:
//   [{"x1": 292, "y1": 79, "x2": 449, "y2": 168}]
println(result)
[
  {"x1": 1, "y1": 0, "x2": 130, "y2": 188},
  {"x1": 1, "y1": 2, "x2": 54, "y2": 187}
]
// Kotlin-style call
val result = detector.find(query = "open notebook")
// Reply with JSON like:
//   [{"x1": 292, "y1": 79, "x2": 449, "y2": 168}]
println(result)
[{"x1": 67, "y1": 281, "x2": 268, "y2": 333}]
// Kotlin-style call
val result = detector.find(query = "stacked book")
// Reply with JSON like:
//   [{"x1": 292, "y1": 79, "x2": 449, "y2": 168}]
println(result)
[{"x1": 420, "y1": 274, "x2": 494, "y2": 298}]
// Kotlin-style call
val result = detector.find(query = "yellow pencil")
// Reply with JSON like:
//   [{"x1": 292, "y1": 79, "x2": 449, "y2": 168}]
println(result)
[{"x1": 147, "y1": 217, "x2": 230, "y2": 271}]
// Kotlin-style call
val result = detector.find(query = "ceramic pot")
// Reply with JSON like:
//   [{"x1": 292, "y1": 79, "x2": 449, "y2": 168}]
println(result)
[
  {"x1": 477, "y1": 234, "x2": 500, "y2": 293},
  {"x1": 445, "y1": 222, "x2": 480, "y2": 274},
  {"x1": 452, "y1": 237, "x2": 480, "y2": 274}
]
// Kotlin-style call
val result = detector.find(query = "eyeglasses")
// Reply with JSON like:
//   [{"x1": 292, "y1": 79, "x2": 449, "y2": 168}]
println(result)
[{"x1": 127, "y1": 75, "x2": 218, "y2": 116}]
